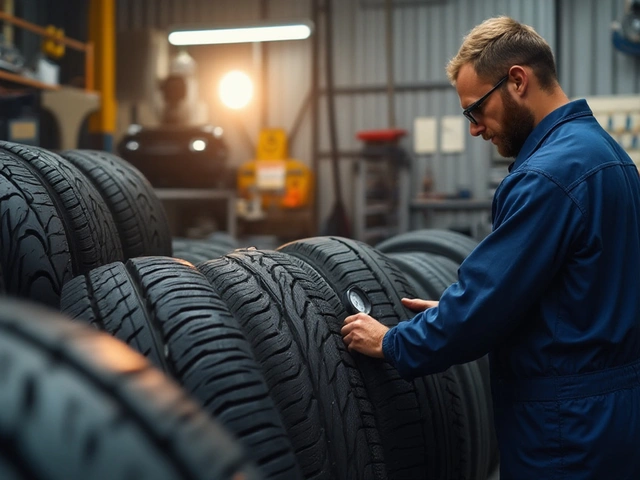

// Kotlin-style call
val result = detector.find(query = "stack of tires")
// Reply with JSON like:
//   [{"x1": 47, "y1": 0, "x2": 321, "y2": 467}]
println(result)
[
  {"x1": 0, "y1": 143, "x2": 259, "y2": 479},
  {"x1": 0, "y1": 141, "x2": 499, "y2": 479},
  {"x1": 0, "y1": 143, "x2": 172, "y2": 308}
]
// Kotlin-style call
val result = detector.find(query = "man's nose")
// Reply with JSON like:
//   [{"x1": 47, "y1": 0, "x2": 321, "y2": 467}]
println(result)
[{"x1": 469, "y1": 121, "x2": 485, "y2": 137}]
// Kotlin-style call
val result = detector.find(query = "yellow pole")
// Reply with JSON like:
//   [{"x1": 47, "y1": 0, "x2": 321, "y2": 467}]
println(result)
[
  {"x1": 3, "y1": 0, "x2": 15, "y2": 44},
  {"x1": 88, "y1": 0, "x2": 116, "y2": 151}
]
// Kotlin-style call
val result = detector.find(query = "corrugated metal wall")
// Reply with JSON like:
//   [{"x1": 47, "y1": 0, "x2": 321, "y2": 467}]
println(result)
[
  {"x1": 558, "y1": 0, "x2": 640, "y2": 97},
  {"x1": 114, "y1": 0, "x2": 639, "y2": 231}
]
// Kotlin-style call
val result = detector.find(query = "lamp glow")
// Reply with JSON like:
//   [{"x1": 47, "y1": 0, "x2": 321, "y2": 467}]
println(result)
[
  {"x1": 219, "y1": 71, "x2": 253, "y2": 110},
  {"x1": 168, "y1": 23, "x2": 312, "y2": 46},
  {"x1": 190, "y1": 139, "x2": 207, "y2": 151},
  {"x1": 126, "y1": 141, "x2": 139, "y2": 151}
]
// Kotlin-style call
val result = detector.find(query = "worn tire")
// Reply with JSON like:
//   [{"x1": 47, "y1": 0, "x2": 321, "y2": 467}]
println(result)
[
  {"x1": 278, "y1": 236, "x2": 440, "y2": 478},
  {"x1": 387, "y1": 252, "x2": 454, "y2": 300},
  {"x1": 0, "y1": 142, "x2": 122, "y2": 274},
  {"x1": 0, "y1": 153, "x2": 73, "y2": 307},
  {"x1": 60, "y1": 257, "x2": 300, "y2": 480},
  {"x1": 59, "y1": 149, "x2": 172, "y2": 259},
  {"x1": 387, "y1": 250, "x2": 497, "y2": 480},
  {"x1": 376, "y1": 229, "x2": 478, "y2": 264},
  {"x1": 199, "y1": 250, "x2": 386, "y2": 480},
  {"x1": 0, "y1": 297, "x2": 260, "y2": 480}
]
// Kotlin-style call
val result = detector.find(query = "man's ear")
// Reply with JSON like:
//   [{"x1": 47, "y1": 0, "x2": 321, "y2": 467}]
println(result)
[{"x1": 508, "y1": 65, "x2": 529, "y2": 97}]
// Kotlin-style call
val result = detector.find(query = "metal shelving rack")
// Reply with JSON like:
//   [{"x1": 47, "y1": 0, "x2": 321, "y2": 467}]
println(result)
[{"x1": 352, "y1": 140, "x2": 410, "y2": 243}]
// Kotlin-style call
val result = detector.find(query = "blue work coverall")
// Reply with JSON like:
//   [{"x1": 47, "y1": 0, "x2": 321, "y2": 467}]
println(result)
[{"x1": 383, "y1": 100, "x2": 640, "y2": 479}]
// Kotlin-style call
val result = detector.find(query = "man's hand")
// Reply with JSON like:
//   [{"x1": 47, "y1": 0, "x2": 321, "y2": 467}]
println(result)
[
  {"x1": 401, "y1": 298, "x2": 439, "y2": 312},
  {"x1": 341, "y1": 313, "x2": 389, "y2": 358}
]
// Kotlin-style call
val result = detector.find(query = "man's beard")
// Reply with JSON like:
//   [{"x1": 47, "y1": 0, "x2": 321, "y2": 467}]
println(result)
[{"x1": 495, "y1": 90, "x2": 535, "y2": 158}]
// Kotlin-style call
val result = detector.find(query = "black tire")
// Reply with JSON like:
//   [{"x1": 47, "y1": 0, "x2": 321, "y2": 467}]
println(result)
[
  {"x1": 385, "y1": 249, "x2": 497, "y2": 480},
  {"x1": 428, "y1": 251, "x2": 462, "y2": 278},
  {"x1": 387, "y1": 251, "x2": 460, "y2": 299},
  {"x1": 60, "y1": 257, "x2": 300, "y2": 480},
  {"x1": 475, "y1": 355, "x2": 500, "y2": 474},
  {"x1": 438, "y1": 363, "x2": 487, "y2": 480},
  {"x1": 198, "y1": 250, "x2": 386, "y2": 480},
  {"x1": 0, "y1": 154, "x2": 73, "y2": 307},
  {"x1": 387, "y1": 252, "x2": 450, "y2": 300},
  {"x1": 59, "y1": 149, "x2": 172, "y2": 259},
  {"x1": 277, "y1": 236, "x2": 436, "y2": 478},
  {"x1": 454, "y1": 360, "x2": 496, "y2": 479},
  {"x1": 0, "y1": 142, "x2": 123, "y2": 274},
  {"x1": 0, "y1": 297, "x2": 261, "y2": 480},
  {"x1": 376, "y1": 229, "x2": 478, "y2": 264},
  {"x1": 249, "y1": 250, "x2": 386, "y2": 477},
  {"x1": 172, "y1": 238, "x2": 235, "y2": 264}
]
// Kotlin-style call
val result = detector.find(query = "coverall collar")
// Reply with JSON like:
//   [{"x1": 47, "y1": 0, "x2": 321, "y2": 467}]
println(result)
[{"x1": 509, "y1": 99, "x2": 593, "y2": 172}]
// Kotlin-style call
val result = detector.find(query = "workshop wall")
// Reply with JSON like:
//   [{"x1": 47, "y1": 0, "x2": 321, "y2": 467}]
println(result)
[
  {"x1": 558, "y1": 0, "x2": 640, "y2": 97},
  {"x1": 112, "y1": 0, "x2": 638, "y2": 231}
]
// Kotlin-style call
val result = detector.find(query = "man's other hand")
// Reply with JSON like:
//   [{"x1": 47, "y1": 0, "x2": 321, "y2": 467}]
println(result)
[{"x1": 401, "y1": 298, "x2": 439, "y2": 312}]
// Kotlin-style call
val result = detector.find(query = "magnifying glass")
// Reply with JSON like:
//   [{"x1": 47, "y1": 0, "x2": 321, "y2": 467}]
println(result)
[{"x1": 344, "y1": 286, "x2": 372, "y2": 315}]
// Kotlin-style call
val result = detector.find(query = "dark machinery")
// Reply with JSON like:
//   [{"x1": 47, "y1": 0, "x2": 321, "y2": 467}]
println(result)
[{"x1": 117, "y1": 71, "x2": 231, "y2": 189}]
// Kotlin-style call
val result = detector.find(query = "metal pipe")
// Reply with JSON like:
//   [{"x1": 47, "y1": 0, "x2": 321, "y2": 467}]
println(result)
[
  {"x1": 288, "y1": 89, "x2": 312, "y2": 150},
  {"x1": 385, "y1": 0, "x2": 396, "y2": 127},
  {"x1": 310, "y1": 0, "x2": 320, "y2": 231},
  {"x1": 84, "y1": 41, "x2": 94, "y2": 91},
  {"x1": 555, "y1": 0, "x2": 562, "y2": 80},
  {"x1": 3, "y1": 0, "x2": 14, "y2": 44},
  {"x1": 325, "y1": 0, "x2": 343, "y2": 205},
  {"x1": 259, "y1": 0, "x2": 269, "y2": 129},
  {"x1": 319, "y1": 81, "x2": 453, "y2": 94},
  {"x1": 88, "y1": 0, "x2": 115, "y2": 148},
  {"x1": 0, "y1": 11, "x2": 88, "y2": 51},
  {"x1": 234, "y1": 113, "x2": 257, "y2": 155},
  {"x1": 318, "y1": 151, "x2": 361, "y2": 159},
  {"x1": 361, "y1": 0, "x2": 446, "y2": 7},
  {"x1": 0, "y1": 9, "x2": 94, "y2": 91}
]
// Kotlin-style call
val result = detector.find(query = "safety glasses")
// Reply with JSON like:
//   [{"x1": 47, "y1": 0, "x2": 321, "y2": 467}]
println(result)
[{"x1": 462, "y1": 75, "x2": 508, "y2": 125}]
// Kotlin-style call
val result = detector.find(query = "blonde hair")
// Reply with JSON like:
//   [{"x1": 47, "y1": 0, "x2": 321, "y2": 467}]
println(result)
[{"x1": 446, "y1": 16, "x2": 557, "y2": 90}]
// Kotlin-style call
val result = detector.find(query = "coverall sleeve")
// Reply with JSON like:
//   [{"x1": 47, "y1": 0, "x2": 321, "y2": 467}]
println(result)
[{"x1": 382, "y1": 169, "x2": 584, "y2": 379}]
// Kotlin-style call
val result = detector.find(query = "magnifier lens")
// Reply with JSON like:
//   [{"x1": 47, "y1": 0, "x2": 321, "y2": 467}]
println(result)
[{"x1": 345, "y1": 287, "x2": 371, "y2": 315}]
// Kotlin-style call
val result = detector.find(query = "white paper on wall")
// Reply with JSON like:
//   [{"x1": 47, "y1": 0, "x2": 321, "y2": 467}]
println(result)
[
  {"x1": 441, "y1": 115, "x2": 466, "y2": 153},
  {"x1": 413, "y1": 117, "x2": 437, "y2": 154}
]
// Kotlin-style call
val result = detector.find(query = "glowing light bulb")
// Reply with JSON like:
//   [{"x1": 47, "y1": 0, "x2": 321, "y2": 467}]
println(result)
[{"x1": 219, "y1": 71, "x2": 254, "y2": 110}]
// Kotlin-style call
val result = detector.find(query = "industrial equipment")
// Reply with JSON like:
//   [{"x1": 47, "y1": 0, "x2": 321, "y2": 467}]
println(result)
[
  {"x1": 117, "y1": 50, "x2": 231, "y2": 189},
  {"x1": 236, "y1": 128, "x2": 313, "y2": 215},
  {"x1": 117, "y1": 121, "x2": 230, "y2": 188}
]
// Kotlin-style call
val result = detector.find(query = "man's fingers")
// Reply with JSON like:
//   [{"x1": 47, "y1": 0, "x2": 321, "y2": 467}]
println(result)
[
  {"x1": 342, "y1": 318, "x2": 363, "y2": 349},
  {"x1": 339, "y1": 313, "x2": 388, "y2": 359},
  {"x1": 340, "y1": 321, "x2": 355, "y2": 336},
  {"x1": 344, "y1": 312, "x2": 371, "y2": 324},
  {"x1": 343, "y1": 314, "x2": 358, "y2": 324},
  {"x1": 401, "y1": 298, "x2": 439, "y2": 312}
]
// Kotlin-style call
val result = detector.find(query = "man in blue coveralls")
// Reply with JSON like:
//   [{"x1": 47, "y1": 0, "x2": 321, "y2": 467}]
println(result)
[{"x1": 341, "y1": 16, "x2": 640, "y2": 479}]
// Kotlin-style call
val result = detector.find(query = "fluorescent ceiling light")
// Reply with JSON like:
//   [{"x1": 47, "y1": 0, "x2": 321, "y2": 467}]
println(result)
[{"x1": 168, "y1": 23, "x2": 313, "y2": 46}]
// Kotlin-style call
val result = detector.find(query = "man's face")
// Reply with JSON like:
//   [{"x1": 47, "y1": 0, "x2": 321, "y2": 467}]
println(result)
[
  {"x1": 456, "y1": 64, "x2": 535, "y2": 158},
  {"x1": 494, "y1": 87, "x2": 535, "y2": 158}
]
